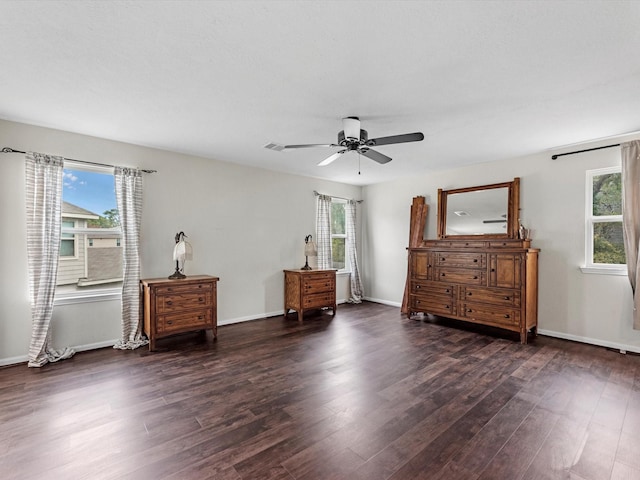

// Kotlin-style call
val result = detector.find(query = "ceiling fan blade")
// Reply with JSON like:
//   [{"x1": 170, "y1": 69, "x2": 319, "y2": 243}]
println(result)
[
  {"x1": 367, "y1": 132, "x2": 424, "y2": 147},
  {"x1": 284, "y1": 143, "x2": 340, "y2": 149},
  {"x1": 264, "y1": 142, "x2": 339, "y2": 151},
  {"x1": 318, "y1": 150, "x2": 346, "y2": 166},
  {"x1": 361, "y1": 148, "x2": 392, "y2": 164}
]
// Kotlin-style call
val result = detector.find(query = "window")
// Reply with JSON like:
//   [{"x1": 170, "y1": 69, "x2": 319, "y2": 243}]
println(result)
[
  {"x1": 60, "y1": 220, "x2": 76, "y2": 257},
  {"x1": 584, "y1": 166, "x2": 625, "y2": 273},
  {"x1": 331, "y1": 199, "x2": 348, "y2": 271},
  {"x1": 56, "y1": 164, "x2": 123, "y2": 302}
]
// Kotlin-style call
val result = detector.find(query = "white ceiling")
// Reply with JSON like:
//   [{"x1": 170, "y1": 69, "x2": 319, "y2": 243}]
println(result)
[{"x1": 1, "y1": 1, "x2": 640, "y2": 185}]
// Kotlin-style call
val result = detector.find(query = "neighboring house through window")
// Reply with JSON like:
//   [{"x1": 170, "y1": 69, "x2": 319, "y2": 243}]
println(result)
[
  {"x1": 584, "y1": 166, "x2": 626, "y2": 274},
  {"x1": 331, "y1": 199, "x2": 349, "y2": 271},
  {"x1": 56, "y1": 165, "x2": 123, "y2": 302}
]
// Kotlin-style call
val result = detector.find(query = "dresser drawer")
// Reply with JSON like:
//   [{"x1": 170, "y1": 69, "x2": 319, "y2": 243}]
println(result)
[
  {"x1": 156, "y1": 291, "x2": 212, "y2": 313},
  {"x1": 435, "y1": 268, "x2": 486, "y2": 285},
  {"x1": 459, "y1": 286, "x2": 520, "y2": 307},
  {"x1": 460, "y1": 302, "x2": 520, "y2": 328},
  {"x1": 436, "y1": 252, "x2": 486, "y2": 268},
  {"x1": 158, "y1": 309, "x2": 213, "y2": 334},
  {"x1": 410, "y1": 294, "x2": 455, "y2": 316},
  {"x1": 303, "y1": 292, "x2": 336, "y2": 309},
  {"x1": 411, "y1": 280, "x2": 454, "y2": 297}
]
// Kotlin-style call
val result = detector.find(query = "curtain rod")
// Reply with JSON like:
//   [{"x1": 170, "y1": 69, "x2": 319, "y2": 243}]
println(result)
[
  {"x1": 1, "y1": 147, "x2": 157, "y2": 173},
  {"x1": 551, "y1": 143, "x2": 620, "y2": 160},
  {"x1": 313, "y1": 190, "x2": 362, "y2": 203}
]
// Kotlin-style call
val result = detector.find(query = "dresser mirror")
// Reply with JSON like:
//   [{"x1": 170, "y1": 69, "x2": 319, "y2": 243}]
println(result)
[{"x1": 437, "y1": 178, "x2": 520, "y2": 239}]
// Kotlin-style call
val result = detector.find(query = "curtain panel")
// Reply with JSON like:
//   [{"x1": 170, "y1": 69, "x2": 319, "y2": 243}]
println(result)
[
  {"x1": 622, "y1": 140, "x2": 640, "y2": 330},
  {"x1": 25, "y1": 153, "x2": 75, "y2": 367},
  {"x1": 113, "y1": 167, "x2": 148, "y2": 349},
  {"x1": 346, "y1": 200, "x2": 363, "y2": 303},
  {"x1": 316, "y1": 194, "x2": 333, "y2": 270}
]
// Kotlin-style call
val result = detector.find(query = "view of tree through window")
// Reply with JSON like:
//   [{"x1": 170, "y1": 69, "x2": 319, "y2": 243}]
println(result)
[
  {"x1": 591, "y1": 171, "x2": 625, "y2": 265},
  {"x1": 331, "y1": 201, "x2": 346, "y2": 270},
  {"x1": 57, "y1": 167, "x2": 122, "y2": 294}
]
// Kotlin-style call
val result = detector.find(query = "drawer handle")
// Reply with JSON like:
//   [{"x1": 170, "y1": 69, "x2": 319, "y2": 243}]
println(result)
[
  {"x1": 416, "y1": 285, "x2": 421, "y2": 289},
  {"x1": 198, "y1": 297, "x2": 203, "y2": 302},
  {"x1": 473, "y1": 259, "x2": 478, "y2": 263},
  {"x1": 504, "y1": 296, "x2": 510, "y2": 300},
  {"x1": 467, "y1": 292, "x2": 472, "y2": 296},
  {"x1": 428, "y1": 264, "x2": 432, "y2": 268},
  {"x1": 467, "y1": 308, "x2": 472, "y2": 313},
  {"x1": 198, "y1": 316, "x2": 204, "y2": 320},
  {"x1": 167, "y1": 320, "x2": 173, "y2": 325},
  {"x1": 441, "y1": 258, "x2": 445, "y2": 261},
  {"x1": 416, "y1": 300, "x2": 421, "y2": 304},
  {"x1": 491, "y1": 268, "x2": 496, "y2": 272},
  {"x1": 445, "y1": 289, "x2": 450, "y2": 293},
  {"x1": 166, "y1": 300, "x2": 173, "y2": 306},
  {"x1": 504, "y1": 314, "x2": 510, "y2": 319},
  {"x1": 473, "y1": 276, "x2": 478, "y2": 279},
  {"x1": 441, "y1": 273, "x2": 446, "y2": 277},
  {"x1": 444, "y1": 305, "x2": 450, "y2": 309}
]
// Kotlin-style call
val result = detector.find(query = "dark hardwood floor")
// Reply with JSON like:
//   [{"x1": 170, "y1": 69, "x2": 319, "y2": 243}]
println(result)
[{"x1": 2, "y1": 302, "x2": 640, "y2": 480}]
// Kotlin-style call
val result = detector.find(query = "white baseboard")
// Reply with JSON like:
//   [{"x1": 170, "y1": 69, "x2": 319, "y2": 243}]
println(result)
[
  {"x1": 537, "y1": 329, "x2": 640, "y2": 354},
  {"x1": 0, "y1": 339, "x2": 119, "y2": 367},
  {"x1": 364, "y1": 296, "x2": 402, "y2": 308}
]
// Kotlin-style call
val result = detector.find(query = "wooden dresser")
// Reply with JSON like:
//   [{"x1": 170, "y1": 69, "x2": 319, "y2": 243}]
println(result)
[
  {"x1": 408, "y1": 239, "x2": 538, "y2": 343},
  {"x1": 284, "y1": 269, "x2": 337, "y2": 321},
  {"x1": 140, "y1": 275, "x2": 219, "y2": 351}
]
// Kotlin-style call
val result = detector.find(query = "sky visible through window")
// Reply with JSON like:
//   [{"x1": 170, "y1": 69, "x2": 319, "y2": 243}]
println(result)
[{"x1": 63, "y1": 169, "x2": 116, "y2": 216}]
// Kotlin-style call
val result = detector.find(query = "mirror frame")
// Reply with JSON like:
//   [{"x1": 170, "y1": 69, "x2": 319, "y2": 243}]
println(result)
[{"x1": 437, "y1": 177, "x2": 520, "y2": 239}]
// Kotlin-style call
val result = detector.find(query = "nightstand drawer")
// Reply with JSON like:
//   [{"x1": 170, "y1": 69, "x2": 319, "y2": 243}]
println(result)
[
  {"x1": 156, "y1": 291, "x2": 212, "y2": 313},
  {"x1": 155, "y1": 282, "x2": 213, "y2": 295},
  {"x1": 158, "y1": 309, "x2": 212, "y2": 334},
  {"x1": 303, "y1": 278, "x2": 335, "y2": 294},
  {"x1": 303, "y1": 292, "x2": 335, "y2": 309}
]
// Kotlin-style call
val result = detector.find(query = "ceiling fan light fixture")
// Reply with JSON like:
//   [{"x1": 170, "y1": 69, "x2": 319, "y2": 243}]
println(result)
[{"x1": 343, "y1": 117, "x2": 361, "y2": 140}]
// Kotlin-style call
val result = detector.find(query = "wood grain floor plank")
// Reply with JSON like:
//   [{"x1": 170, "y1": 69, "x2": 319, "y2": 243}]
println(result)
[{"x1": 1, "y1": 302, "x2": 639, "y2": 480}]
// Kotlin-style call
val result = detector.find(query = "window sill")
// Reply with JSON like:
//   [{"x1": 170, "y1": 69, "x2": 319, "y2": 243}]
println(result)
[
  {"x1": 54, "y1": 288, "x2": 122, "y2": 306},
  {"x1": 580, "y1": 266, "x2": 627, "y2": 276},
  {"x1": 336, "y1": 270, "x2": 351, "y2": 276}
]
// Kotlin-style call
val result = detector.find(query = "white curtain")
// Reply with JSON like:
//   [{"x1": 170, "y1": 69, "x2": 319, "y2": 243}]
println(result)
[
  {"x1": 316, "y1": 194, "x2": 333, "y2": 270},
  {"x1": 25, "y1": 153, "x2": 75, "y2": 367},
  {"x1": 346, "y1": 200, "x2": 363, "y2": 303},
  {"x1": 621, "y1": 140, "x2": 640, "y2": 330},
  {"x1": 113, "y1": 167, "x2": 148, "y2": 349}
]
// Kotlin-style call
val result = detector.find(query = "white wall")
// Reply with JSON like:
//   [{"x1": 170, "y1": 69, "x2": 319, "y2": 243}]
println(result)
[
  {"x1": 0, "y1": 119, "x2": 361, "y2": 365},
  {"x1": 361, "y1": 137, "x2": 640, "y2": 353}
]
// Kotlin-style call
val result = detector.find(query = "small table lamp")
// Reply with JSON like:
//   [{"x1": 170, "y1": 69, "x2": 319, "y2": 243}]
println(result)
[
  {"x1": 302, "y1": 234, "x2": 317, "y2": 270},
  {"x1": 169, "y1": 231, "x2": 192, "y2": 279}
]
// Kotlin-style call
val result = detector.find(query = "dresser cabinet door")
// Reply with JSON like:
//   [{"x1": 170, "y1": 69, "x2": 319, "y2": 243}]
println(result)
[
  {"x1": 410, "y1": 251, "x2": 433, "y2": 280},
  {"x1": 489, "y1": 253, "x2": 522, "y2": 288}
]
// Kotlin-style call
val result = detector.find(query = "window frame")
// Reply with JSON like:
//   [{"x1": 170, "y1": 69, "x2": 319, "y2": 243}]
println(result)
[
  {"x1": 54, "y1": 162, "x2": 123, "y2": 305},
  {"x1": 582, "y1": 166, "x2": 627, "y2": 276},
  {"x1": 330, "y1": 198, "x2": 350, "y2": 274}
]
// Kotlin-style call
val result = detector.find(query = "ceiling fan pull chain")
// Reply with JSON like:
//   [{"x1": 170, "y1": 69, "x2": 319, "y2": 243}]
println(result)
[{"x1": 358, "y1": 152, "x2": 361, "y2": 175}]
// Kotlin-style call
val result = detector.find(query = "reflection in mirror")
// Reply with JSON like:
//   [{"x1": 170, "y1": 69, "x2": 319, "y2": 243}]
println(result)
[{"x1": 445, "y1": 187, "x2": 509, "y2": 236}]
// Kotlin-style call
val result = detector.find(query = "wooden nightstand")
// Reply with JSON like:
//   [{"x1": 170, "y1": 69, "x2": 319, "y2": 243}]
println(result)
[
  {"x1": 284, "y1": 269, "x2": 337, "y2": 321},
  {"x1": 140, "y1": 275, "x2": 219, "y2": 351}
]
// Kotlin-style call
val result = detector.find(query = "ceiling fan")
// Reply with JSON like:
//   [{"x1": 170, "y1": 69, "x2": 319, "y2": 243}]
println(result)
[{"x1": 264, "y1": 117, "x2": 424, "y2": 166}]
